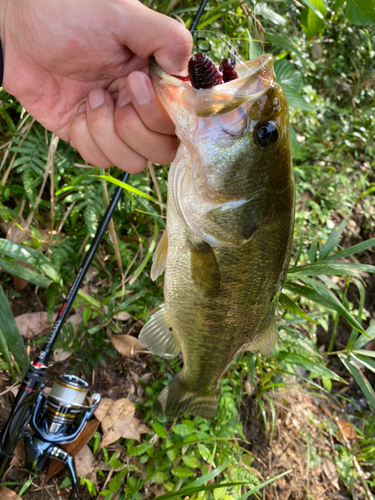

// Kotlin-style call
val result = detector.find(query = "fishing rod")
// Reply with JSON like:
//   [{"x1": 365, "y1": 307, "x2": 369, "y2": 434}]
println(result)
[{"x1": 0, "y1": 2, "x2": 208, "y2": 498}]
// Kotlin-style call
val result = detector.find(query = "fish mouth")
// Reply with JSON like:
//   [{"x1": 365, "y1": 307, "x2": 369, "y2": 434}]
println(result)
[{"x1": 149, "y1": 54, "x2": 274, "y2": 117}]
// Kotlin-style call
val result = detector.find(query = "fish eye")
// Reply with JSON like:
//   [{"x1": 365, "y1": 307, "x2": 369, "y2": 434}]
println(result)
[{"x1": 255, "y1": 121, "x2": 279, "y2": 147}]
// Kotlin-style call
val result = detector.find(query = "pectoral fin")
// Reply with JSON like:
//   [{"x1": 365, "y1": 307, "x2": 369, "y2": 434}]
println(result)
[
  {"x1": 206, "y1": 190, "x2": 269, "y2": 243},
  {"x1": 151, "y1": 231, "x2": 168, "y2": 281},
  {"x1": 189, "y1": 240, "x2": 221, "y2": 297},
  {"x1": 244, "y1": 316, "x2": 277, "y2": 354},
  {"x1": 139, "y1": 305, "x2": 180, "y2": 359}
]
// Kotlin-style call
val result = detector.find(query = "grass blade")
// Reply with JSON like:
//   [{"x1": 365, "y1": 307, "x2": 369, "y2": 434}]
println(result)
[
  {"x1": 287, "y1": 262, "x2": 375, "y2": 279},
  {"x1": 279, "y1": 351, "x2": 347, "y2": 383},
  {"x1": 279, "y1": 292, "x2": 319, "y2": 324},
  {"x1": 353, "y1": 322, "x2": 375, "y2": 350},
  {"x1": 318, "y1": 219, "x2": 347, "y2": 260},
  {"x1": 0, "y1": 284, "x2": 29, "y2": 375},
  {"x1": 285, "y1": 278, "x2": 365, "y2": 334},
  {"x1": 237, "y1": 469, "x2": 292, "y2": 499},
  {"x1": 96, "y1": 174, "x2": 166, "y2": 208},
  {"x1": 0, "y1": 326, "x2": 16, "y2": 380},
  {"x1": 339, "y1": 354, "x2": 375, "y2": 410},
  {"x1": 326, "y1": 238, "x2": 375, "y2": 261}
]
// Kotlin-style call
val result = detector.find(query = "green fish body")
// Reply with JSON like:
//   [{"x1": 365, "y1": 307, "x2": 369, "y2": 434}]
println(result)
[{"x1": 139, "y1": 54, "x2": 295, "y2": 419}]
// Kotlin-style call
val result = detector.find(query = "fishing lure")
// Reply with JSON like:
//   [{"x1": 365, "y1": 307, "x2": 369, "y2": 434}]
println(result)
[
  {"x1": 219, "y1": 57, "x2": 239, "y2": 82},
  {"x1": 188, "y1": 53, "x2": 223, "y2": 89},
  {"x1": 173, "y1": 54, "x2": 240, "y2": 90}
]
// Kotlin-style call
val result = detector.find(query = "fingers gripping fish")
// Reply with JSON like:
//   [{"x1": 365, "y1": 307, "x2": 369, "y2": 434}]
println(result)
[{"x1": 139, "y1": 53, "x2": 295, "y2": 419}]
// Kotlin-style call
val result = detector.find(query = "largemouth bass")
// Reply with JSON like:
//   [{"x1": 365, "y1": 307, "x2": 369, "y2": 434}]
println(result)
[{"x1": 139, "y1": 54, "x2": 295, "y2": 419}]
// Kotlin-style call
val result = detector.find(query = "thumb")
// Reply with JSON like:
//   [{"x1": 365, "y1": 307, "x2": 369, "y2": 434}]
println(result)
[{"x1": 115, "y1": 1, "x2": 192, "y2": 74}]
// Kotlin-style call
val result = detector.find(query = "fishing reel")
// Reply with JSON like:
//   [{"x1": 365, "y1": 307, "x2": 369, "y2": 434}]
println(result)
[{"x1": 22, "y1": 374, "x2": 101, "y2": 499}]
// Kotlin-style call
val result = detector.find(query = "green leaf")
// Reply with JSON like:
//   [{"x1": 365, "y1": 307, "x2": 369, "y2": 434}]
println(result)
[
  {"x1": 0, "y1": 284, "x2": 29, "y2": 375},
  {"x1": 237, "y1": 470, "x2": 292, "y2": 500},
  {"x1": 214, "y1": 484, "x2": 228, "y2": 500},
  {"x1": 172, "y1": 424, "x2": 195, "y2": 436},
  {"x1": 279, "y1": 293, "x2": 319, "y2": 324},
  {"x1": 275, "y1": 60, "x2": 302, "y2": 92},
  {"x1": 353, "y1": 323, "x2": 375, "y2": 350},
  {"x1": 0, "y1": 326, "x2": 16, "y2": 380},
  {"x1": 0, "y1": 239, "x2": 61, "y2": 285},
  {"x1": 326, "y1": 238, "x2": 375, "y2": 261},
  {"x1": 151, "y1": 422, "x2": 167, "y2": 439},
  {"x1": 264, "y1": 33, "x2": 307, "y2": 69},
  {"x1": 151, "y1": 472, "x2": 168, "y2": 484},
  {"x1": 165, "y1": 438, "x2": 177, "y2": 461},
  {"x1": 345, "y1": 0, "x2": 375, "y2": 25},
  {"x1": 171, "y1": 467, "x2": 195, "y2": 478},
  {"x1": 128, "y1": 443, "x2": 153, "y2": 456},
  {"x1": 281, "y1": 86, "x2": 313, "y2": 111},
  {"x1": 289, "y1": 125, "x2": 302, "y2": 159},
  {"x1": 339, "y1": 354, "x2": 375, "y2": 410},
  {"x1": 351, "y1": 353, "x2": 375, "y2": 374},
  {"x1": 76, "y1": 289, "x2": 101, "y2": 309},
  {"x1": 301, "y1": 0, "x2": 326, "y2": 20},
  {"x1": 254, "y1": 3, "x2": 286, "y2": 25},
  {"x1": 279, "y1": 351, "x2": 347, "y2": 382},
  {"x1": 360, "y1": 185, "x2": 375, "y2": 198},
  {"x1": 0, "y1": 201, "x2": 10, "y2": 224},
  {"x1": 319, "y1": 219, "x2": 348, "y2": 260},
  {"x1": 155, "y1": 482, "x2": 246, "y2": 500},
  {"x1": 128, "y1": 223, "x2": 158, "y2": 283},
  {"x1": 301, "y1": 0, "x2": 327, "y2": 40},
  {"x1": 0, "y1": 257, "x2": 52, "y2": 288},
  {"x1": 197, "y1": 443, "x2": 213, "y2": 463},
  {"x1": 288, "y1": 262, "x2": 375, "y2": 279},
  {"x1": 274, "y1": 61, "x2": 312, "y2": 111},
  {"x1": 182, "y1": 455, "x2": 201, "y2": 468},
  {"x1": 284, "y1": 278, "x2": 365, "y2": 334},
  {"x1": 96, "y1": 175, "x2": 166, "y2": 207}
]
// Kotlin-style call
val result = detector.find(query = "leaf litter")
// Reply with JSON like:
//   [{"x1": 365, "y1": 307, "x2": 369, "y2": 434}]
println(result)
[{"x1": 94, "y1": 397, "x2": 149, "y2": 448}]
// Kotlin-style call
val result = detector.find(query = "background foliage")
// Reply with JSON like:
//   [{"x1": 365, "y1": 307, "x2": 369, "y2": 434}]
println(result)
[{"x1": 0, "y1": 0, "x2": 374, "y2": 498}]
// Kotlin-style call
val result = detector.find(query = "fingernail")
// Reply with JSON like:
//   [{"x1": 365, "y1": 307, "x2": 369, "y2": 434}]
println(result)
[
  {"x1": 89, "y1": 88, "x2": 105, "y2": 109},
  {"x1": 118, "y1": 87, "x2": 131, "y2": 107},
  {"x1": 78, "y1": 102, "x2": 86, "y2": 113},
  {"x1": 128, "y1": 73, "x2": 151, "y2": 105}
]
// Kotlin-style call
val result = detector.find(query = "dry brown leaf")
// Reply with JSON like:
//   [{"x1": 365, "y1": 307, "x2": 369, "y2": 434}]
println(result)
[
  {"x1": 99, "y1": 399, "x2": 135, "y2": 448},
  {"x1": 0, "y1": 487, "x2": 21, "y2": 499},
  {"x1": 94, "y1": 397, "x2": 114, "y2": 422},
  {"x1": 75, "y1": 445, "x2": 96, "y2": 481},
  {"x1": 15, "y1": 312, "x2": 56, "y2": 338},
  {"x1": 10, "y1": 440, "x2": 25, "y2": 468},
  {"x1": 6, "y1": 218, "x2": 29, "y2": 245},
  {"x1": 111, "y1": 335, "x2": 145, "y2": 358},
  {"x1": 322, "y1": 457, "x2": 340, "y2": 490},
  {"x1": 113, "y1": 311, "x2": 131, "y2": 321},
  {"x1": 338, "y1": 420, "x2": 358, "y2": 440},
  {"x1": 53, "y1": 348, "x2": 73, "y2": 363},
  {"x1": 122, "y1": 418, "x2": 150, "y2": 441},
  {"x1": 44, "y1": 418, "x2": 99, "y2": 484}
]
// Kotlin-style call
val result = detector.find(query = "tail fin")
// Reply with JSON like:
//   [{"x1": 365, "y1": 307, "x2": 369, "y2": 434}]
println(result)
[{"x1": 153, "y1": 373, "x2": 220, "y2": 420}]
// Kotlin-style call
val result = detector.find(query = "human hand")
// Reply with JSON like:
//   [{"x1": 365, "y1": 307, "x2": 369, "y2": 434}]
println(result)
[{"x1": 0, "y1": 0, "x2": 192, "y2": 172}]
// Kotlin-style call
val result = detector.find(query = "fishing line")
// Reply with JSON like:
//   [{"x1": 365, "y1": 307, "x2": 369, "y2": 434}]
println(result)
[{"x1": 0, "y1": 0, "x2": 211, "y2": 495}]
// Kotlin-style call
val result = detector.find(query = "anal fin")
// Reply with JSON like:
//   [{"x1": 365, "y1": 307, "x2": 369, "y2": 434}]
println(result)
[
  {"x1": 139, "y1": 305, "x2": 180, "y2": 359},
  {"x1": 244, "y1": 316, "x2": 277, "y2": 354},
  {"x1": 151, "y1": 231, "x2": 168, "y2": 281}
]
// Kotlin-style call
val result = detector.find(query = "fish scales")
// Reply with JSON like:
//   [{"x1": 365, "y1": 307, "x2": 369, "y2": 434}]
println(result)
[{"x1": 139, "y1": 54, "x2": 295, "y2": 419}]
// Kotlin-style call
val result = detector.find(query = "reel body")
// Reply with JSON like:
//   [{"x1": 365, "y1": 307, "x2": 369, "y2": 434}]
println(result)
[{"x1": 23, "y1": 374, "x2": 101, "y2": 499}]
